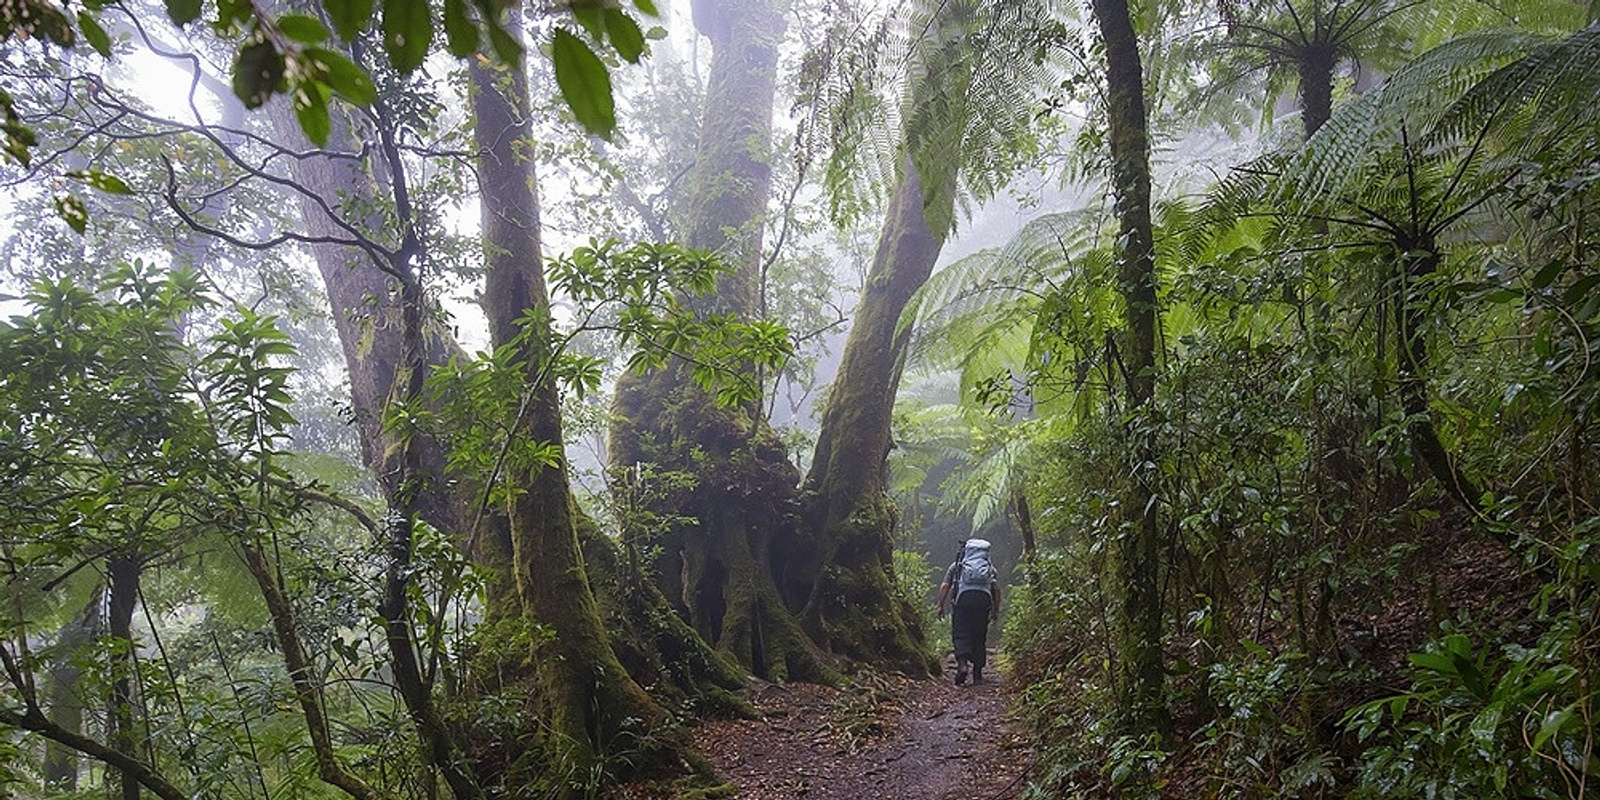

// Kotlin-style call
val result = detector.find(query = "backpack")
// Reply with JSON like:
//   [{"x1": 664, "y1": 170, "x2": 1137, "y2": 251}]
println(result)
[{"x1": 954, "y1": 539, "x2": 996, "y2": 600}]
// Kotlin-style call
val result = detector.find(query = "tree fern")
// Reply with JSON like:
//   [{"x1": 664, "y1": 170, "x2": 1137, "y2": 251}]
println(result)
[
  {"x1": 1278, "y1": 29, "x2": 1544, "y2": 209},
  {"x1": 797, "y1": 0, "x2": 1076, "y2": 237}
]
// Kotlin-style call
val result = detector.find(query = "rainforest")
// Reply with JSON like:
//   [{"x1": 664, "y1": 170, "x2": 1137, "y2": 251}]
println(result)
[{"x1": 0, "y1": 0, "x2": 1596, "y2": 797}]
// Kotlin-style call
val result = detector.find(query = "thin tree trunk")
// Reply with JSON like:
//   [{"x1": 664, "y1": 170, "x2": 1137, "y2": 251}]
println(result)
[
  {"x1": 1090, "y1": 0, "x2": 1170, "y2": 744},
  {"x1": 265, "y1": 41, "x2": 495, "y2": 797},
  {"x1": 44, "y1": 592, "x2": 100, "y2": 789},
  {"x1": 471, "y1": 36, "x2": 674, "y2": 779},
  {"x1": 1011, "y1": 487, "x2": 1037, "y2": 586},
  {"x1": 240, "y1": 539, "x2": 390, "y2": 800},
  {"x1": 0, "y1": 706, "x2": 188, "y2": 800},
  {"x1": 106, "y1": 554, "x2": 141, "y2": 800},
  {"x1": 1395, "y1": 242, "x2": 1484, "y2": 515}
]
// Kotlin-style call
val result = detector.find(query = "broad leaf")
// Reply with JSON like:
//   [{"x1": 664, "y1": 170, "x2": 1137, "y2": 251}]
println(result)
[
  {"x1": 382, "y1": 0, "x2": 433, "y2": 73},
  {"x1": 66, "y1": 169, "x2": 132, "y2": 195},
  {"x1": 276, "y1": 13, "x2": 328, "y2": 44},
  {"x1": 77, "y1": 12, "x2": 111, "y2": 57},
  {"x1": 551, "y1": 29, "x2": 615, "y2": 138},
  {"x1": 294, "y1": 84, "x2": 331, "y2": 146},
  {"x1": 232, "y1": 39, "x2": 286, "y2": 109},
  {"x1": 165, "y1": 0, "x2": 202, "y2": 26},
  {"x1": 605, "y1": 8, "x2": 645, "y2": 64},
  {"x1": 323, "y1": 0, "x2": 373, "y2": 41},
  {"x1": 305, "y1": 47, "x2": 377, "y2": 106},
  {"x1": 442, "y1": 0, "x2": 479, "y2": 57},
  {"x1": 54, "y1": 195, "x2": 88, "y2": 234}
]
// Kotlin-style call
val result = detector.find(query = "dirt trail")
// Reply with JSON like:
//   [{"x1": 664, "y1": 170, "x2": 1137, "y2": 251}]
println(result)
[{"x1": 688, "y1": 655, "x2": 1034, "y2": 799}]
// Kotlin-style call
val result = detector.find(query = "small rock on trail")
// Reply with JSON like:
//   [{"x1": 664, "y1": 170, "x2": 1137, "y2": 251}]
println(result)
[{"x1": 687, "y1": 657, "x2": 1033, "y2": 799}]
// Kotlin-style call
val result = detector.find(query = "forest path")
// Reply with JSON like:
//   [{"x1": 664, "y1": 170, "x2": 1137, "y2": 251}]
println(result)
[{"x1": 688, "y1": 654, "x2": 1034, "y2": 799}]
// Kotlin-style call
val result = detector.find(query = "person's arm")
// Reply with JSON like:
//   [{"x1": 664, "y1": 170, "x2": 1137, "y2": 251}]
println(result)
[
  {"x1": 989, "y1": 581, "x2": 1000, "y2": 622},
  {"x1": 937, "y1": 579, "x2": 951, "y2": 619}
]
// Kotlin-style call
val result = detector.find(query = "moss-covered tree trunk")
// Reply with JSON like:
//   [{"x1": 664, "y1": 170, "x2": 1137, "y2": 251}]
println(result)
[
  {"x1": 471, "y1": 41, "x2": 675, "y2": 778},
  {"x1": 1090, "y1": 0, "x2": 1170, "y2": 744},
  {"x1": 792, "y1": 157, "x2": 942, "y2": 675},
  {"x1": 609, "y1": 0, "x2": 832, "y2": 682}
]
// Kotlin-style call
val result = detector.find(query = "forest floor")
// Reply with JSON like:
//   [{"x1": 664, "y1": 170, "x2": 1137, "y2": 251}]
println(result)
[{"x1": 675, "y1": 651, "x2": 1034, "y2": 799}]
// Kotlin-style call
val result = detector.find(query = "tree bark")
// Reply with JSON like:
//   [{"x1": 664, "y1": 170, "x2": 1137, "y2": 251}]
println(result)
[
  {"x1": 240, "y1": 539, "x2": 391, "y2": 800},
  {"x1": 262, "y1": 98, "x2": 501, "y2": 578},
  {"x1": 1394, "y1": 241, "x2": 1484, "y2": 516},
  {"x1": 43, "y1": 592, "x2": 100, "y2": 789},
  {"x1": 471, "y1": 38, "x2": 675, "y2": 780},
  {"x1": 106, "y1": 553, "x2": 141, "y2": 800},
  {"x1": 0, "y1": 706, "x2": 188, "y2": 800},
  {"x1": 1296, "y1": 40, "x2": 1337, "y2": 140},
  {"x1": 609, "y1": 0, "x2": 834, "y2": 682},
  {"x1": 1090, "y1": 0, "x2": 1170, "y2": 744},
  {"x1": 794, "y1": 156, "x2": 942, "y2": 674}
]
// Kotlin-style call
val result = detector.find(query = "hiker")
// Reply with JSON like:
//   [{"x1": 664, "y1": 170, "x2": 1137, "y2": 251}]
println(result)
[{"x1": 937, "y1": 538, "x2": 999, "y2": 685}]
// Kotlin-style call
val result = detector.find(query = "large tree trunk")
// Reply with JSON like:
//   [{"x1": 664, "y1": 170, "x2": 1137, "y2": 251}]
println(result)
[
  {"x1": 792, "y1": 157, "x2": 942, "y2": 675},
  {"x1": 470, "y1": 39, "x2": 677, "y2": 781},
  {"x1": 266, "y1": 105, "x2": 481, "y2": 546},
  {"x1": 1090, "y1": 0, "x2": 1170, "y2": 744},
  {"x1": 609, "y1": 0, "x2": 834, "y2": 682}
]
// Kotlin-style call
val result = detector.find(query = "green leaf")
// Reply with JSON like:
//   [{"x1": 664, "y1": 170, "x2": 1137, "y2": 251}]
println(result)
[
  {"x1": 1530, "y1": 259, "x2": 1567, "y2": 290},
  {"x1": 294, "y1": 83, "x2": 331, "y2": 146},
  {"x1": 54, "y1": 195, "x2": 88, "y2": 234},
  {"x1": 571, "y1": 2, "x2": 605, "y2": 39},
  {"x1": 604, "y1": 8, "x2": 645, "y2": 63},
  {"x1": 382, "y1": 0, "x2": 433, "y2": 73},
  {"x1": 633, "y1": 0, "x2": 659, "y2": 16},
  {"x1": 276, "y1": 13, "x2": 329, "y2": 44},
  {"x1": 1563, "y1": 273, "x2": 1600, "y2": 305},
  {"x1": 233, "y1": 39, "x2": 286, "y2": 109},
  {"x1": 442, "y1": 0, "x2": 479, "y2": 57},
  {"x1": 551, "y1": 29, "x2": 615, "y2": 138},
  {"x1": 214, "y1": 0, "x2": 252, "y2": 30},
  {"x1": 304, "y1": 47, "x2": 377, "y2": 106},
  {"x1": 1533, "y1": 706, "x2": 1575, "y2": 751},
  {"x1": 1408, "y1": 652, "x2": 1455, "y2": 673},
  {"x1": 165, "y1": 0, "x2": 202, "y2": 26},
  {"x1": 486, "y1": 17, "x2": 522, "y2": 63},
  {"x1": 66, "y1": 169, "x2": 132, "y2": 195},
  {"x1": 77, "y1": 12, "x2": 112, "y2": 57},
  {"x1": 323, "y1": 0, "x2": 373, "y2": 41}
]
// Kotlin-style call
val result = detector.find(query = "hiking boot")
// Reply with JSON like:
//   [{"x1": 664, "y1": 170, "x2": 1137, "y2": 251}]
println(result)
[
  {"x1": 954, "y1": 661, "x2": 969, "y2": 685},
  {"x1": 971, "y1": 666, "x2": 983, "y2": 684}
]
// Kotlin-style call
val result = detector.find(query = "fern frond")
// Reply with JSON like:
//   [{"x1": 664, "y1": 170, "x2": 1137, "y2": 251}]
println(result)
[
  {"x1": 798, "y1": 0, "x2": 1077, "y2": 236},
  {"x1": 1277, "y1": 29, "x2": 1543, "y2": 209},
  {"x1": 1429, "y1": 25, "x2": 1600, "y2": 162}
]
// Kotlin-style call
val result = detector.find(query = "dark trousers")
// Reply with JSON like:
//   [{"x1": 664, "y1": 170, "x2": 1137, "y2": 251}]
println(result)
[{"x1": 951, "y1": 591, "x2": 991, "y2": 669}]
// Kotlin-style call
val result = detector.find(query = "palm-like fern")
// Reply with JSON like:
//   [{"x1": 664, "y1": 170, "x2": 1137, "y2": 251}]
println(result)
[
  {"x1": 1208, "y1": 23, "x2": 1600, "y2": 521},
  {"x1": 796, "y1": 0, "x2": 1073, "y2": 238}
]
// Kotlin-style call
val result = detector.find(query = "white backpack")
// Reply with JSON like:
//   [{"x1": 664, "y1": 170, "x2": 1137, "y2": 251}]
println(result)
[{"x1": 955, "y1": 539, "x2": 995, "y2": 599}]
